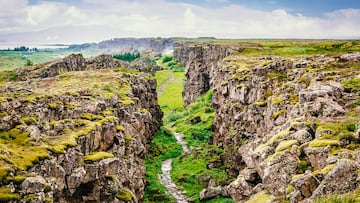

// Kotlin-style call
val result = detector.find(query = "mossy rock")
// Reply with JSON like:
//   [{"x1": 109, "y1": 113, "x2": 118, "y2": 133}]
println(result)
[
  {"x1": 83, "y1": 151, "x2": 114, "y2": 163},
  {"x1": 246, "y1": 191, "x2": 275, "y2": 203},
  {"x1": 0, "y1": 187, "x2": 20, "y2": 202},
  {"x1": 275, "y1": 140, "x2": 298, "y2": 152},
  {"x1": 116, "y1": 189, "x2": 134, "y2": 202}
]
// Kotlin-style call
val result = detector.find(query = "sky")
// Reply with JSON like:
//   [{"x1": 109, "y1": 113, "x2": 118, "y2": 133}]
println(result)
[{"x1": 1, "y1": 0, "x2": 360, "y2": 44}]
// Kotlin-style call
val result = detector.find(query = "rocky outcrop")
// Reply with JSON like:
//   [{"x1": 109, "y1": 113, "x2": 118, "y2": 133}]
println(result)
[
  {"x1": 175, "y1": 43, "x2": 360, "y2": 202},
  {"x1": 98, "y1": 38, "x2": 176, "y2": 53},
  {"x1": 174, "y1": 43, "x2": 242, "y2": 106},
  {"x1": 0, "y1": 54, "x2": 162, "y2": 202}
]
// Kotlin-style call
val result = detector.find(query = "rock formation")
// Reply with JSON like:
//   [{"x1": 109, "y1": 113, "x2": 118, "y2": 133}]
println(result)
[
  {"x1": 0, "y1": 54, "x2": 162, "y2": 202},
  {"x1": 175, "y1": 43, "x2": 360, "y2": 202}
]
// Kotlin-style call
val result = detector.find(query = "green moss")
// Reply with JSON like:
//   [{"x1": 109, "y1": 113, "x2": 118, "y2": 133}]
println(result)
[
  {"x1": 116, "y1": 125, "x2": 125, "y2": 131},
  {"x1": 44, "y1": 197, "x2": 53, "y2": 203},
  {"x1": 44, "y1": 183, "x2": 51, "y2": 192},
  {"x1": 289, "y1": 94, "x2": 299, "y2": 104},
  {"x1": 48, "y1": 101, "x2": 62, "y2": 110},
  {"x1": 0, "y1": 187, "x2": 20, "y2": 201},
  {"x1": 308, "y1": 139, "x2": 340, "y2": 148},
  {"x1": 254, "y1": 101, "x2": 267, "y2": 107},
  {"x1": 81, "y1": 113, "x2": 100, "y2": 121},
  {"x1": 342, "y1": 77, "x2": 360, "y2": 95},
  {"x1": 285, "y1": 184, "x2": 294, "y2": 195},
  {"x1": 21, "y1": 115, "x2": 37, "y2": 125},
  {"x1": 272, "y1": 110, "x2": 287, "y2": 119},
  {"x1": 313, "y1": 164, "x2": 336, "y2": 175},
  {"x1": 246, "y1": 191, "x2": 275, "y2": 203},
  {"x1": 271, "y1": 97, "x2": 284, "y2": 105},
  {"x1": 24, "y1": 194, "x2": 35, "y2": 203},
  {"x1": 267, "y1": 128, "x2": 290, "y2": 146},
  {"x1": 0, "y1": 166, "x2": 10, "y2": 184},
  {"x1": 124, "y1": 135, "x2": 132, "y2": 143},
  {"x1": 83, "y1": 151, "x2": 114, "y2": 163},
  {"x1": 268, "y1": 72, "x2": 287, "y2": 80},
  {"x1": 13, "y1": 175, "x2": 26, "y2": 184},
  {"x1": 298, "y1": 160, "x2": 309, "y2": 173},
  {"x1": 116, "y1": 190, "x2": 133, "y2": 201},
  {"x1": 275, "y1": 140, "x2": 298, "y2": 152},
  {"x1": 0, "y1": 111, "x2": 8, "y2": 117}
]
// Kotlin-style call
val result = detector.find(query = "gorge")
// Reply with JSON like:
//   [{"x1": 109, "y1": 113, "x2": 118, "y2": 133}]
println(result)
[{"x1": 0, "y1": 39, "x2": 360, "y2": 203}]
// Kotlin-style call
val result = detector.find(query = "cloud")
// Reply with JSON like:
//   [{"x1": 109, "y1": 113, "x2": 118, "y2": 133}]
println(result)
[{"x1": 0, "y1": 0, "x2": 359, "y2": 43}]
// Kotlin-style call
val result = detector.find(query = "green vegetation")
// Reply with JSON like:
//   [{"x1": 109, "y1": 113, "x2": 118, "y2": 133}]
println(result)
[
  {"x1": 245, "y1": 191, "x2": 274, "y2": 203},
  {"x1": 144, "y1": 128, "x2": 181, "y2": 202},
  {"x1": 0, "y1": 187, "x2": 20, "y2": 201},
  {"x1": 168, "y1": 91, "x2": 234, "y2": 202},
  {"x1": 314, "y1": 190, "x2": 360, "y2": 203},
  {"x1": 83, "y1": 151, "x2": 115, "y2": 162},
  {"x1": 0, "y1": 68, "x2": 141, "y2": 187},
  {"x1": 113, "y1": 52, "x2": 140, "y2": 62},
  {"x1": 116, "y1": 190, "x2": 134, "y2": 201},
  {"x1": 154, "y1": 70, "x2": 171, "y2": 89},
  {"x1": 342, "y1": 77, "x2": 360, "y2": 95},
  {"x1": 158, "y1": 55, "x2": 185, "y2": 72},
  {"x1": 158, "y1": 71, "x2": 185, "y2": 112}
]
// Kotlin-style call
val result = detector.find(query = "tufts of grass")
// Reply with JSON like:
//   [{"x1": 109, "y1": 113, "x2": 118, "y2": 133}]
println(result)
[{"x1": 342, "y1": 77, "x2": 360, "y2": 95}]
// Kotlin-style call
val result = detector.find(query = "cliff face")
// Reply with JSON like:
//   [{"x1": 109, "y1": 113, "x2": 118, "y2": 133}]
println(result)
[
  {"x1": 0, "y1": 55, "x2": 162, "y2": 202},
  {"x1": 174, "y1": 43, "x2": 242, "y2": 106},
  {"x1": 175, "y1": 44, "x2": 360, "y2": 202},
  {"x1": 98, "y1": 38, "x2": 175, "y2": 53}
]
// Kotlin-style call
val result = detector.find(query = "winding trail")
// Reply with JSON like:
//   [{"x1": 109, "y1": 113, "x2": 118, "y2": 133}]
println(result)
[
  {"x1": 158, "y1": 133, "x2": 190, "y2": 203},
  {"x1": 157, "y1": 72, "x2": 174, "y2": 97},
  {"x1": 157, "y1": 70, "x2": 189, "y2": 202}
]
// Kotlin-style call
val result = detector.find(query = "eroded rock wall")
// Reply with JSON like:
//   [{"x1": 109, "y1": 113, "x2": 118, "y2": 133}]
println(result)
[
  {"x1": 175, "y1": 43, "x2": 360, "y2": 202},
  {"x1": 0, "y1": 54, "x2": 162, "y2": 202}
]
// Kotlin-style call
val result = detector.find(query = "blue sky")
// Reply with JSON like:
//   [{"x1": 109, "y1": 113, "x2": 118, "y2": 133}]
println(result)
[{"x1": 1, "y1": 0, "x2": 360, "y2": 43}]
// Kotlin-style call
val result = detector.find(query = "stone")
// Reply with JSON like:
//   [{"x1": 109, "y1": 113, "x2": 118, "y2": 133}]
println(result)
[
  {"x1": 308, "y1": 160, "x2": 359, "y2": 201},
  {"x1": 21, "y1": 176, "x2": 46, "y2": 194},
  {"x1": 200, "y1": 186, "x2": 229, "y2": 201}
]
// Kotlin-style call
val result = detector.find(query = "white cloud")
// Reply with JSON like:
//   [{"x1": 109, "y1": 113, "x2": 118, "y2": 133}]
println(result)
[{"x1": 0, "y1": 0, "x2": 359, "y2": 43}]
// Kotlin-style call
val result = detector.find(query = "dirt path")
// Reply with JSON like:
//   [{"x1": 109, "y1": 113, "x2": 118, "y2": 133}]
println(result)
[
  {"x1": 157, "y1": 72, "x2": 174, "y2": 97},
  {"x1": 158, "y1": 132, "x2": 190, "y2": 203}
]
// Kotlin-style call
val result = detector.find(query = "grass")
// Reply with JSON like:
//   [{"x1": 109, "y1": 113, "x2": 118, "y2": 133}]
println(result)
[
  {"x1": 158, "y1": 71, "x2": 185, "y2": 113},
  {"x1": 144, "y1": 128, "x2": 182, "y2": 203},
  {"x1": 154, "y1": 70, "x2": 171, "y2": 89},
  {"x1": 166, "y1": 91, "x2": 234, "y2": 202},
  {"x1": 342, "y1": 77, "x2": 360, "y2": 95},
  {"x1": 314, "y1": 190, "x2": 360, "y2": 203}
]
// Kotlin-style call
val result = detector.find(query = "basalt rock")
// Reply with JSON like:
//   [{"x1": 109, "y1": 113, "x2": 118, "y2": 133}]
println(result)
[
  {"x1": 175, "y1": 43, "x2": 360, "y2": 202},
  {"x1": 0, "y1": 54, "x2": 162, "y2": 202}
]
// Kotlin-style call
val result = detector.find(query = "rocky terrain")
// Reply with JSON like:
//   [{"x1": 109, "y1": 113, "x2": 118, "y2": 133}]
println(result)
[
  {"x1": 0, "y1": 54, "x2": 162, "y2": 202},
  {"x1": 175, "y1": 43, "x2": 360, "y2": 202}
]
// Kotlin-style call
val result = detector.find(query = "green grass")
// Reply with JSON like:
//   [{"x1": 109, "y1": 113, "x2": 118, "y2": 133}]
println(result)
[
  {"x1": 165, "y1": 91, "x2": 234, "y2": 202},
  {"x1": 154, "y1": 70, "x2": 171, "y2": 89},
  {"x1": 158, "y1": 71, "x2": 185, "y2": 112},
  {"x1": 144, "y1": 128, "x2": 182, "y2": 203}
]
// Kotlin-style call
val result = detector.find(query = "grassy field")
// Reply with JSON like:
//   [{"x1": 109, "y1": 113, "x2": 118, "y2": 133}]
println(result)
[
  {"x1": 0, "y1": 45, "x2": 102, "y2": 72},
  {"x1": 158, "y1": 71, "x2": 185, "y2": 112}
]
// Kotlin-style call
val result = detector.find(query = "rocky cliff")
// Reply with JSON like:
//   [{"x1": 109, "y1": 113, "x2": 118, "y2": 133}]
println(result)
[
  {"x1": 0, "y1": 54, "x2": 162, "y2": 202},
  {"x1": 175, "y1": 43, "x2": 360, "y2": 202}
]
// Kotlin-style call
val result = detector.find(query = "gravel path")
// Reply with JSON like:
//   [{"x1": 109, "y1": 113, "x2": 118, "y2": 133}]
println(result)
[
  {"x1": 158, "y1": 132, "x2": 190, "y2": 203},
  {"x1": 157, "y1": 72, "x2": 174, "y2": 97}
]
